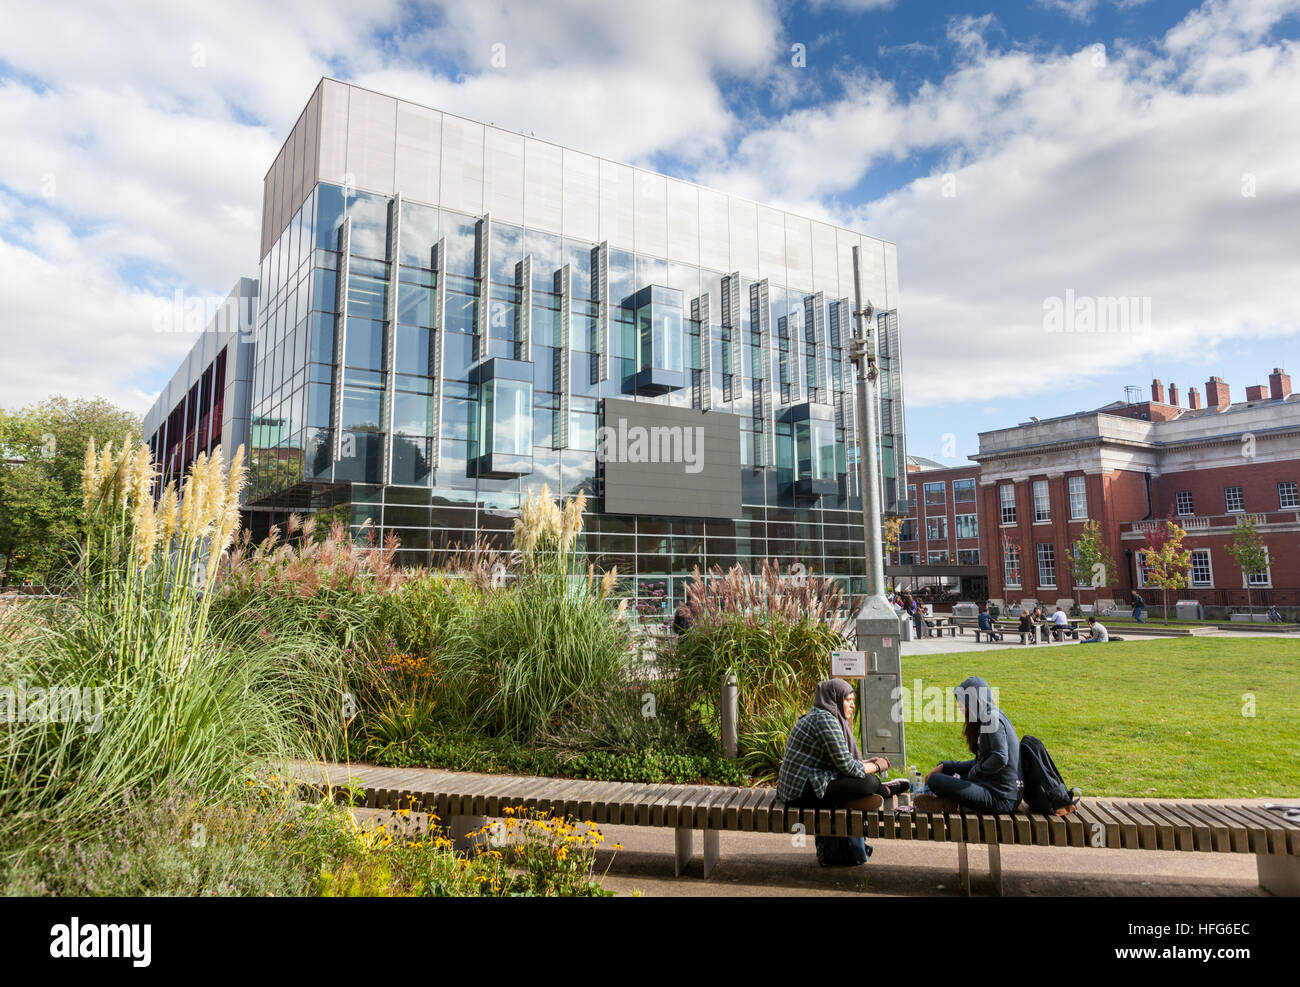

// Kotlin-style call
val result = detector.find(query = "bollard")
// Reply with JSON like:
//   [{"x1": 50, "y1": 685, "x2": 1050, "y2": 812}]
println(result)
[{"x1": 721, "y1": 673, "x2": 738, "y2": 759}]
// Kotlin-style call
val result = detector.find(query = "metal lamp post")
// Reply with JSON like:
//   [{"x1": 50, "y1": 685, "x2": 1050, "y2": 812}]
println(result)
[{"x1": 848, "y1": 246, "x2": 905, "y2": 771}]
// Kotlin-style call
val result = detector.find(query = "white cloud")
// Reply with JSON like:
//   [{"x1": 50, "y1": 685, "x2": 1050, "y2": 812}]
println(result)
[{"x1": 696, "y1": 3, "x2": 1300, "y2": 407}]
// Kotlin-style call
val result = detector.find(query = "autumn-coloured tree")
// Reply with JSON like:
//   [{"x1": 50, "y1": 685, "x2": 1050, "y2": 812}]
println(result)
[{"x1": 883, "y1": 516, "x2": 903, "y2": 557}]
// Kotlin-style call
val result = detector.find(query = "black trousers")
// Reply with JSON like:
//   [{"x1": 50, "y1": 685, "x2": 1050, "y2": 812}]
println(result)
[{"x1": 791, "y1": 775, "x2": 885, "y2": 809}]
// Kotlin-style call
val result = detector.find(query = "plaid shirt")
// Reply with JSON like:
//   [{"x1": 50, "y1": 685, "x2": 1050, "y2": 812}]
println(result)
[{"x1": 777, "y1": 707, "x2": 866, "y2": 802}]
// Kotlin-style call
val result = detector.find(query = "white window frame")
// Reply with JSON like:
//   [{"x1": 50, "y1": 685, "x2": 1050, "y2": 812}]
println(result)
[
  {"x1": 1244, "y1": 547, "x2": 1271, "y2": 588},
  {"x1": 1068, "y1": 475, "x2": 1088, "y2": 520},
  {"x1": 1280, "y1": 481, "x2": 1299, "y2": 510},
  {"x1": 926, "y1": 515, "x2": 948, "y2": 542},
  {"x1": 899, "y1": 518, "x2": 917, "y2": 542},
  {"x1": 957, "y1": 548, "x2": 980, "y2": 565},
  {"x1": 1135, "y1": 550, "x2": 1149, "y2": 589},
  {"x1": 999, "y1": 484, "x2": 1017, "y2": 525},
  {"x1": 1176, "y1": 490, "x2": 1194, "y2": 517},
  {"x1": 898, "y1": 551, "x2": 917, "y2": 565},
  {"x1": 923, "y1": 481, "x2": 946, "y2": 506},
  {"x1": 1036, "y1": 542, "x2": 1056, "y2": 588},
  {"x1": 1190, "y1": 548, "x2": 1213, "y2": 587},
  {"x1": 1225, "y1": 486, "x2": 1245, "y2": 513},
  {"x1": 955, "y1": 513, "x2": 978, "y2": 540},
  {"x1": 928, "y1": 550, "x2": 949, "y2": 565},
  {"x1": 953, "y1": 478, "x2": 977, "y2": 503},
  {"x1": 1033, "y1": 480, "x2": 1051, "y2": 523},
  {"x1": 1003, "y1": 544, "x2": 1021, "y2": 588}
]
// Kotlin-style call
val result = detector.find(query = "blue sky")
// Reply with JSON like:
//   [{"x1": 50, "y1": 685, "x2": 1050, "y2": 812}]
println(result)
[{"x1": 1, "y1": 0, "x2": 1298, "y2": 466}]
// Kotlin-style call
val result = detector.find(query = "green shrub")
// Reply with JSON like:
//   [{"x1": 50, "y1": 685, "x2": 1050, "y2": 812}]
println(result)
[
  {"x1": 738, "y1": 701, "x2": 804, "y2": 783},
  {"x1": 435, "y1": 487, "x2": 633, "y2": 742}
]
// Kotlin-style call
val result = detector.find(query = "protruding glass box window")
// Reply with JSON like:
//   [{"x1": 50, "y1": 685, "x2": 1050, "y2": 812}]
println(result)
[
  {"x1": 788, "y1": 402, "x2": 838, "y2": 499},
  {"x1": 470, "y1": 358, "x2": 533, "y2": 477},
  {"x1": 627, "y1": 285, "x2": 685, "y2": 395}
]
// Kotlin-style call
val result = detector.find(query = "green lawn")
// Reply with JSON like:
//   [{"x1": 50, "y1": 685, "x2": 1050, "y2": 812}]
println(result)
[{"x1": 895, "y1": 638, "x2": 1300, "y2": 799}]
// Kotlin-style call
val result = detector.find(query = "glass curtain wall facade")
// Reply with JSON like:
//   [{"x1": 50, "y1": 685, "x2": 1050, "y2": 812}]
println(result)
[{"x1": 246, "y1": 79, "x2": 907, "y2": 611}]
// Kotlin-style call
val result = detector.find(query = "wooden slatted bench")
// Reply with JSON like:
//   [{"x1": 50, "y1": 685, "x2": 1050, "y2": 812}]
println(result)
[{"x1": 295, "y1": 763, "x2": 1300, "y2": 895}]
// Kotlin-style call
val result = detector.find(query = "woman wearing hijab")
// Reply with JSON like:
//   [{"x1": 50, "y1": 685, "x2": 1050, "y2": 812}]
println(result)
[
  {"x1": 778, "y1": 679, "x2": 911, "y2": 812},
  {"x1": 915, "y1": 675, "x2": 1024, "y2": 815}
]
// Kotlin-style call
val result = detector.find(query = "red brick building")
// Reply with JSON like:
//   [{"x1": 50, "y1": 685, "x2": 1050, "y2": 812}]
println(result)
[
  {"x1": 970, "y1": 369, "x2": 1299, "y2": 617},
  {"x1": 888, "y1": 459, "x2": 987, "y2": 601}
]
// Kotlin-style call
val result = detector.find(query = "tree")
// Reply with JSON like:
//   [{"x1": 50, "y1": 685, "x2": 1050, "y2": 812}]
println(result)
[
  {"x1": 1140, "y1": 519, "x2": 1192, "y2": 625},
  {"x1": 1226, "y1": 515, "x2": 1268, "y2": 616},
  {"x1": 1069, "y1": 519, "x2": 1117, "y2": 612},
  {"x1": 0, "y1": 396, "x2": 142, "y2": 585},
  {"x1": 883, "y1": 516, "x2": 903, "y2": 557}
]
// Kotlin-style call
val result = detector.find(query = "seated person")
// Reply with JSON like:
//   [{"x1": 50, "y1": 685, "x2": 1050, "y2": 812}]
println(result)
[
  {"x1": 1081, "y1": 616, "x2": 1109, "y2": 643},
  {"x1": 1030, "y1": 606, "x2": 1049, "y2": 643},
  {"x1": 1050, "y1": 606, "x2": 1071, "y2": 640},
  {"x1": 915, "y1": 676, "x2": 1023, "y2": 815},
  {"x1": 977, "y1": 605, "x2": 1001, "y2": 641},
  {"x1": 1017, "y1": 609, "x2": 1033, "y2": 641},
  {"x1": 778, "y1": 679, "x2": 910, "y2": 812}
]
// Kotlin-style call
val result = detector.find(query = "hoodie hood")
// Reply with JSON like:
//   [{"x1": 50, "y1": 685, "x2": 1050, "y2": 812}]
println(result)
[{"x1": 954, "y1": 676, "x2": 998, "y2": 728}]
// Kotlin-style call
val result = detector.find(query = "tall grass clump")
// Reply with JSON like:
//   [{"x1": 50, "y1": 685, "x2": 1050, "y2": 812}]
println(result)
[
  {"x1": 670, "y1": 560, "x2": 851, "y2": 724},
  {"x1": 0, "y1": 439, "x2": 343, "y2": 851},
  {"x1": 437, "y1": 486, "x2": 632, "y2": 742}
]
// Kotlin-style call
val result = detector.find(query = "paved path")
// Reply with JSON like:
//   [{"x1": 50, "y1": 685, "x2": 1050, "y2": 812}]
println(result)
[{"x1": 902, "y1": 626, "x2": 1299, "y2": 656}]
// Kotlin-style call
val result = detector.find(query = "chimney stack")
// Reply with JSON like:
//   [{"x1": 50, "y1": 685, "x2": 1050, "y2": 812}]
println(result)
[
  {"x1": 1168, "y1": 382, "x2": 1180, "y2": 406},
  {"x1": 1205, "y1": 376, "x2": 1231, "y2": 409},
  {"x1": 1151, "y1": 378, "x2": 1165, "y2": 404},
  {"x1": 1269, "y1": 367, "x2": 1292, "y2": 400},
  {"x1": 1188, "y1": 387, "x2": 1202, "y2": 410},
  {"x1": 1246, "y1": 385, "x2": 1267, "y2": 401}
]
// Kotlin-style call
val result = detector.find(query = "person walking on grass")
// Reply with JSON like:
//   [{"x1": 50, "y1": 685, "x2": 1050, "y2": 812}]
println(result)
[{"x1": 915, "y1": 676, "x2": 1024, "y2": 816}]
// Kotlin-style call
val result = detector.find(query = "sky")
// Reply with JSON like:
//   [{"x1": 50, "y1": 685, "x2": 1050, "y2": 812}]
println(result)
[{"x1": 1, "y1": 0, "x2": 1298, "y2": 465}]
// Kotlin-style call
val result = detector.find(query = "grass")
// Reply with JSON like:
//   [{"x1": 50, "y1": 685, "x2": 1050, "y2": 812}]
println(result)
[{"x1": 896, "y1": 637, "x2": 1300, "y2": 799}]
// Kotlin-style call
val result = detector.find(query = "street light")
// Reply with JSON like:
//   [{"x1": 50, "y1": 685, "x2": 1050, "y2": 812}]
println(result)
[{"x1": 849, "y1": 245, "x2": 905, "y2": 771}]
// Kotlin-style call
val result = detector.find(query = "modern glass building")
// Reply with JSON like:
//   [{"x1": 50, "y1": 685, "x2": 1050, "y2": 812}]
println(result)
[{"x1": 162, "y1": 78, "x2": 908, "y2": 611}]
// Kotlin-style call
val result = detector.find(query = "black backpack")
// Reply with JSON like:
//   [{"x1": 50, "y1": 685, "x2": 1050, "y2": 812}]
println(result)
[{"x1": 1020, "y1": 735, "x2": 1081, "y2": 815}]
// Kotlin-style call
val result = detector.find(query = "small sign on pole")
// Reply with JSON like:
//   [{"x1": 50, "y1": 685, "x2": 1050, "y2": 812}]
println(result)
[{"x1": 830, "y1": 650, "x2": 867, "y2": 679}]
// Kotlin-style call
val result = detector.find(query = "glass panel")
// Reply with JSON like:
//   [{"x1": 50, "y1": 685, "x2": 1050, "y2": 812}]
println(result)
[
  {"x1": 344, "y1": 318, "x2": 384, "y2": 369},
  {"x1": 395, "y1": 325, "x2": 432, "y2": 376},
  {"x1": 393, "y1": 391, "x2": 432, "y2": 436},
  {"x1": 340, "y1": 384, "x2": 383, "y2": 430},
  {"x1": 486, "y1": 378, "x2": 532, "y2": 455},
  {"x1": 666, "y1": 179, "x2": 699, "y2": 266},
  {"x1": 399, "y1": 200, "x2": 439, "y2": 268},
  {"x1": 633, "y1": 170, "x2": 668, "y2": 258},
  {"x1": 490, "y1": 222, "x2": 523, "y2": 284}
]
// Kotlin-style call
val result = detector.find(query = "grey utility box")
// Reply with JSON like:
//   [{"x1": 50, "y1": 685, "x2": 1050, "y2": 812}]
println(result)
[
  {"x1": 856, "y1": 595, "x2": 905, "y2": 765},
  {"x1": 1175, "y1": 600, "x2": 1205, "y2": 621}
]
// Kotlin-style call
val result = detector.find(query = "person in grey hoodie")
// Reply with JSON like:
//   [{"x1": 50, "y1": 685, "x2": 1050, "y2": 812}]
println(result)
[{"x1": 914, "y1": 676, "x2": 1023, "y2": 814}]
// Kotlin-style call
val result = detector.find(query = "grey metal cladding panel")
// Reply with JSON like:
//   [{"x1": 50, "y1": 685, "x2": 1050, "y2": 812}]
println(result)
[
  {"x1": 693, "y1": 292, "x2": 712, "y2": 412},
  {"x1": 601, "y1": 399, "x2": 742, "y2": 519},
  {"x1": 517, "y1": 255, "x2": 532, "y2": 362},
  {"x1": 430, "y1": 236, "x2": 446, "y2": 469},
  {"x1": 595, "y1": 242, "x2": 609, "y2": 380}
]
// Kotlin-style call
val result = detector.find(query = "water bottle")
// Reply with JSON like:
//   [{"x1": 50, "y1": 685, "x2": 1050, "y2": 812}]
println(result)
[{"x1": 909, "y1": 765, "x2": 922, "y2": 794}]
